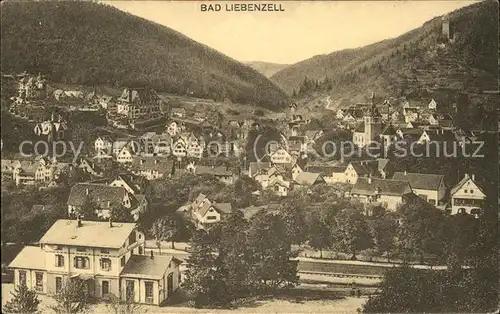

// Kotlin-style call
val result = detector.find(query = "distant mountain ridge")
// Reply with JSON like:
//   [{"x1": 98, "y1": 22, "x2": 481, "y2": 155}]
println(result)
[
  {"x1": 0, "y1": 1, "x2": 288, "y2": 110},
  {"x1": 245, "y1": 61, "x2": 290, "y2": 78},
  {"x1": 270, "y1": 0, "x2": 498, "y2": 126}
]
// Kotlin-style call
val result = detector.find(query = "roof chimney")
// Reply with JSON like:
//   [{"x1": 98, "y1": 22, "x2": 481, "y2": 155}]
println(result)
[
  {"x1": 77, "y1": 216, "x2": 82, "y2": 228},
  {"x1": 85, "y1": 188, "x2": 89, "y2": 195},
  {"x1": 471, "y1": 174, "x2": 475, "y2": 181},
  {"x1": 368, "y1": 175, "x2": 372, "y2": 184},
  {"x1": 150, "y1": 250, "x2": 154, "y2": 259},
  {"x1": 109, "y1": 218, "x2": 113, "y2": 228},
  {"x1": 404, "y1": 170, "x2": 407, "y2": 175}
]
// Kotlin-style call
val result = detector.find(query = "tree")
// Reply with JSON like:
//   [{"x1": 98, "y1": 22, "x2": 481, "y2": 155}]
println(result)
[
  {"x1": 332, "y1": 207, "x2": 372, "y2": 260},
  {"x1": 105, "y1": 291, "x2": 141, "y2": 314},
  {"x1": 109, "y1": 203, "x2": 134, "y2": 223},
  {"x1": 3, "y1": 284, "x2": 40, "y2": 313},
  {"x1": 248, "y1": 212, "x2": 299, "y2": 292},
  {"x1": 306, "y1": 214, "x2": 332, "y2": 258},
  {"x1": 368, "y1": 212, "x2": 398, "y2": 261},
  {"x1": 50, "y1": 279, "x2": 90, "y2": 314},
  {"x1": 151, "y1": 215, "x2": 180, "y2": 250},
  {"x1": 278, "y1": 197, "x2": 307, "y2": 245},
  {"x1": 183, "y1": 229, "x2": 220, "y2": 307},
  {"x1": 396, "y1": 196, "x2": 446, "y2": 263}
]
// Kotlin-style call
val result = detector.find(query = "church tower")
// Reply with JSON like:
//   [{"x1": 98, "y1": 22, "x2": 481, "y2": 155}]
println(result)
[{"x1": 363, "y1": 91, "x2": 383, "y2": 144}]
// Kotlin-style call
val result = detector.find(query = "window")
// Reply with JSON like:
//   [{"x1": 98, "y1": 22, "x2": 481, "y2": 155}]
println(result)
[
  {"x1": 101, "y1": 248, "x2": 110, "y2": 254},
  {"x1": 55, "y1": 254, "x2": 64, "y2": 267},
  {"x1": 74, "y1": 256, "x2": 90, "y2": 269},
  {"x1": 54, "y1": 245, "x2": 62, "y2": 251},
  {"x1": 121, "y1": 256, "x2": 126, "y2": 267},
  {"x1": 207, "y1": 216, "x2": 217, "y2": 220},
  {"x1": 35, "y1": 272, "x2": 43, "y2": 292},
  {"x1": 138, "y1": 246, "x2": 143, "y2": 255},
  {"x1": 55, "y1": 277, "x2": 62, "y2": 293},
  {"x1": 100, "y1": 258, "x2": 112, "y2": 271},
  {"x1": 145, "y1": 281, "x2": 154, "y2": 303},
  {"x1": 19, "y1": 270, "x2": 27, "y2": 286},
  {"x1": 102, "y1": 280, "x2": 109, "y2": 296},
  {"x1": 76, "y1": 247, "x2": 86, "y2": 252}
]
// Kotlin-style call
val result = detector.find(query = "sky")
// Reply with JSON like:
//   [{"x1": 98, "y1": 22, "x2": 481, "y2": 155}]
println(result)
[{"x1": 105, "y1": 1, "x2": 477, "y2": 64}]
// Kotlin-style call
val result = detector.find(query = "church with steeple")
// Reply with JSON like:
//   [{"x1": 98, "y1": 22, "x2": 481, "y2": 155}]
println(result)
[{"x1": 352, "y1": 92, "x2": 383, "y2": 148}]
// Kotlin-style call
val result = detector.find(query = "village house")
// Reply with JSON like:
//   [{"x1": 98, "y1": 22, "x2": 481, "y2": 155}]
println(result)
[
  {"x1": 139, "y1": 132, "x2": 172, "y2": 156},
  {"x1": 428, "y1": 98, "x2": 438, "y2": 110},
  {"x1": 269, "y1": 147, "x2": 293, "y2": 165},
  {"x1": 392, "y1": 171, "x2": 446, "y2": 206},
  {"x1": 166, "y1": 121, "x2": 185, "y2": 137},
  {"x1": 11, "y1": 159, "x2": 55, "y2": 186},
  {"x1": 450, "y1": 173, "x2": 486, "y2": 215},
  {"x1": 116, "y1": 146, "x2": 134, "y2": 164},
  {"x1": 344, "y1": 160, "x2": 380, "y2": 184},
  {"x1": 112, "y1": 139, "x2": 133, "y2": 157},
  {"x1": 186, "y1": 163, "x2": 235, "y2": 185},
  {"x1": 248, "y1": 162, "x2": 272, "y2": 178},
  {"x1": 116, "y1": 88, "x2": 163, "y2": 121},
  {"x1": 94, "y1": 136, "x2": 113, "y2": 156},
  {"x1": 67, "y1": 183, "x2": 143, "y2": 220},
  {"x1": 98, "y1": 95, "x2": 115, "y2": 110},
  {"x1": 428, "y1": 113, "x2": 454, "y2": 129},
  {"x1": 268, "y1": 176, "x2": 291, "y2": 197},
  {"x1": 77, "y1": 158, "x2": 104, "y2": 177},
  {"x1": 351, "y1": 177, "x2": 413, "y2": 211},
  {"x1": 189, "y1": 194, "x2": 232, "y2": 228},
  {"x1": 129, "y1": 156, "x2": 174, "y2": 180},
  {"x1": 8, "y1": 219, "x2": 181, "y2": 305},
  {"x1": 17, "y1": 73, "x2": 47, "y2": 100},
  {"x1": 306, "y1": 164, "x2": 348, "y2": 184},
  {"x1": 292, "y1": 172, "x2": 325, "y2": 190},
  {"x1": 291, "y1": 158, "x2": 308, "y2": 180},
  {"x1": 170, "y1": 107, "x2": 186, "y2": 118},
  {"x1": 109, "y1": 173, "x2": 147, "y2": 195},
  {"x1": 417, "y1": 128, "x2": 456, "y2": 145},
  {"x1": 380, "y1": 124, "x2": 398, "y2": 151},
  {"x1": 33, "y1": 114, "x2": 68, "y2": 142}
]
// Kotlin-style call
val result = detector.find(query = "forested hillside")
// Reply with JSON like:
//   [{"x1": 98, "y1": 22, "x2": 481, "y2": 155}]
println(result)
[
  {"x1": 271, "y1": 0, "x2": 498, "y2": 128},
  {"x1": 0, "y1": 1, "x2": 288, "y2": 109}
]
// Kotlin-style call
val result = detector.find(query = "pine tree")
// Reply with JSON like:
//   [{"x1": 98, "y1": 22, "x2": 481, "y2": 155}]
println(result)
[{"x1": 3, "y1": 285, "x2": 40, "y2": 313}]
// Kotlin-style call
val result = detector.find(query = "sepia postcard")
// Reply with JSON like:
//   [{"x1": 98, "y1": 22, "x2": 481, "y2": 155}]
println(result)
[{"x1": 0, "y1": 0, "x2": 498, "y2": 313}]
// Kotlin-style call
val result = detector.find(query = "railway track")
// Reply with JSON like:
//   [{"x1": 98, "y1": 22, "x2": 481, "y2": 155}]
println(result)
[{"x1": 298, "y1": 270, "x2": 382, "y2": 280}]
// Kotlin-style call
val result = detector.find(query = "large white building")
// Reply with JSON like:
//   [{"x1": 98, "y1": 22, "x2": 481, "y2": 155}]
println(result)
[{"x1": 9, "y1": 219, "x2": 182, "y2": 305}]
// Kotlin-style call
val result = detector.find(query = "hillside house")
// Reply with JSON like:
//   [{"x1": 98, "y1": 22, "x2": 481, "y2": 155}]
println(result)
[
  {"x1": 77, "y1": 158, "x2": 104, "y2": 177},
  {"x1": 450, "y1": 173, "x2": 486, "y2": 215},
  {"x1": 94, "y1": 136, "x2": 113, "y2": 156},
  {"x1": 268, "y1": 177, "x2": 291, "y2": 197},
  {"x1": 344, "y1": 160, "x2": 380, "y2": 184},
  {"x1": 67, "y1": 183, "x2": 142, "y2": 220},
  {"x1": 190, "y1": 194, "x2": 232, "y2": 228},
  {"x1": 186, "y1": 164, "x2": 235, "y2": 185},
  {"x1": 18, "y1": 73, "x2": 47, "y2": 100},
  {"x1": 428, "y1": 99, "x2": 438, "y2": 110},
  {"x1": 170, "y1": 107, "x2": 186, "y2": 118},
  {"x1": 129, "y1": 157, "x2": 174, "y2": 180},
  {"x1": 292, "y1": 172, "x2": 325, "y2": 189},
  {"x1": 306, "y1": 164, "x2": 347, "y2": 184},
  {"x1": 270, "y1": 148, "x2": 293, "y2": 165},
  {"x1": 351, "y1": 177, "x2": 413, "y2": 211},
  {"x1": 166, "y1": 121, "x2": 184, "y2": 137},
  {"x1": 116, "y1": 88, "x2": 163, "y2": 120},
  {"x1": 8, "y1": 219, "x2": 181, "y2": 305},
  {"x1": 116, "y1": 146, "x2": 134, "y2": 164},
  {"x1": 109, "y1": 173, "x2": 147, "y2": 195},
  {"x1": 392, "y1": 172, "x2": 446, "y2": 206}
]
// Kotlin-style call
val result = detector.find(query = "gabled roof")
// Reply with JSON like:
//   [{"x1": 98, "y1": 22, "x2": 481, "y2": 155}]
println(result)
[
  {"x1": 39, "y1": 219, "x2": 136, "y2": 248},
  {"x1": 294, "y1": 172, "x2": 324, "y2": 186},
  {"x1": 306, "y1": 165, "x2": 347, "y2": 175},
  {"x1": 268, "y1": 176, "x2": 290, "y2": 189},
  {"x1": 194, "y1": 166, "x2": 232, "y2": 177},
  {"x1": 195, "y1": 199, "x2": 232, "y2": 217},
  {"x1": 121, "y1": 254, "x2": 182, "y2": 280},
  {"x1": 349, "y1": 160, "x2": 380, "y2": 176},
  {"x1": 8, "y1": 246, "x2": 45, "y2": 270},
  {"x1": 68, "y1": 183, "x2": 129, "y2": 207},
  {"x1": 450, "y1": 175, "x2": 485, "y2": 196},
  {"x1": 130, "y1": 157, "x2": 174, "y2": 175},
  {"x1": 392, "y1": 172, "x2": 444, "y2": 190},
  {"x1": 249, "y1": 162, "x2": 271, "y2": 177},
  {"x1": 381, "y1": 124, "x2": 397, "y2": 136},
  {"x1": 423, "y1": 129, "x2": 456, "y2": 142},
  {"x1": 352, "y1": 177, "x2": 412, "y2": 196}
]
